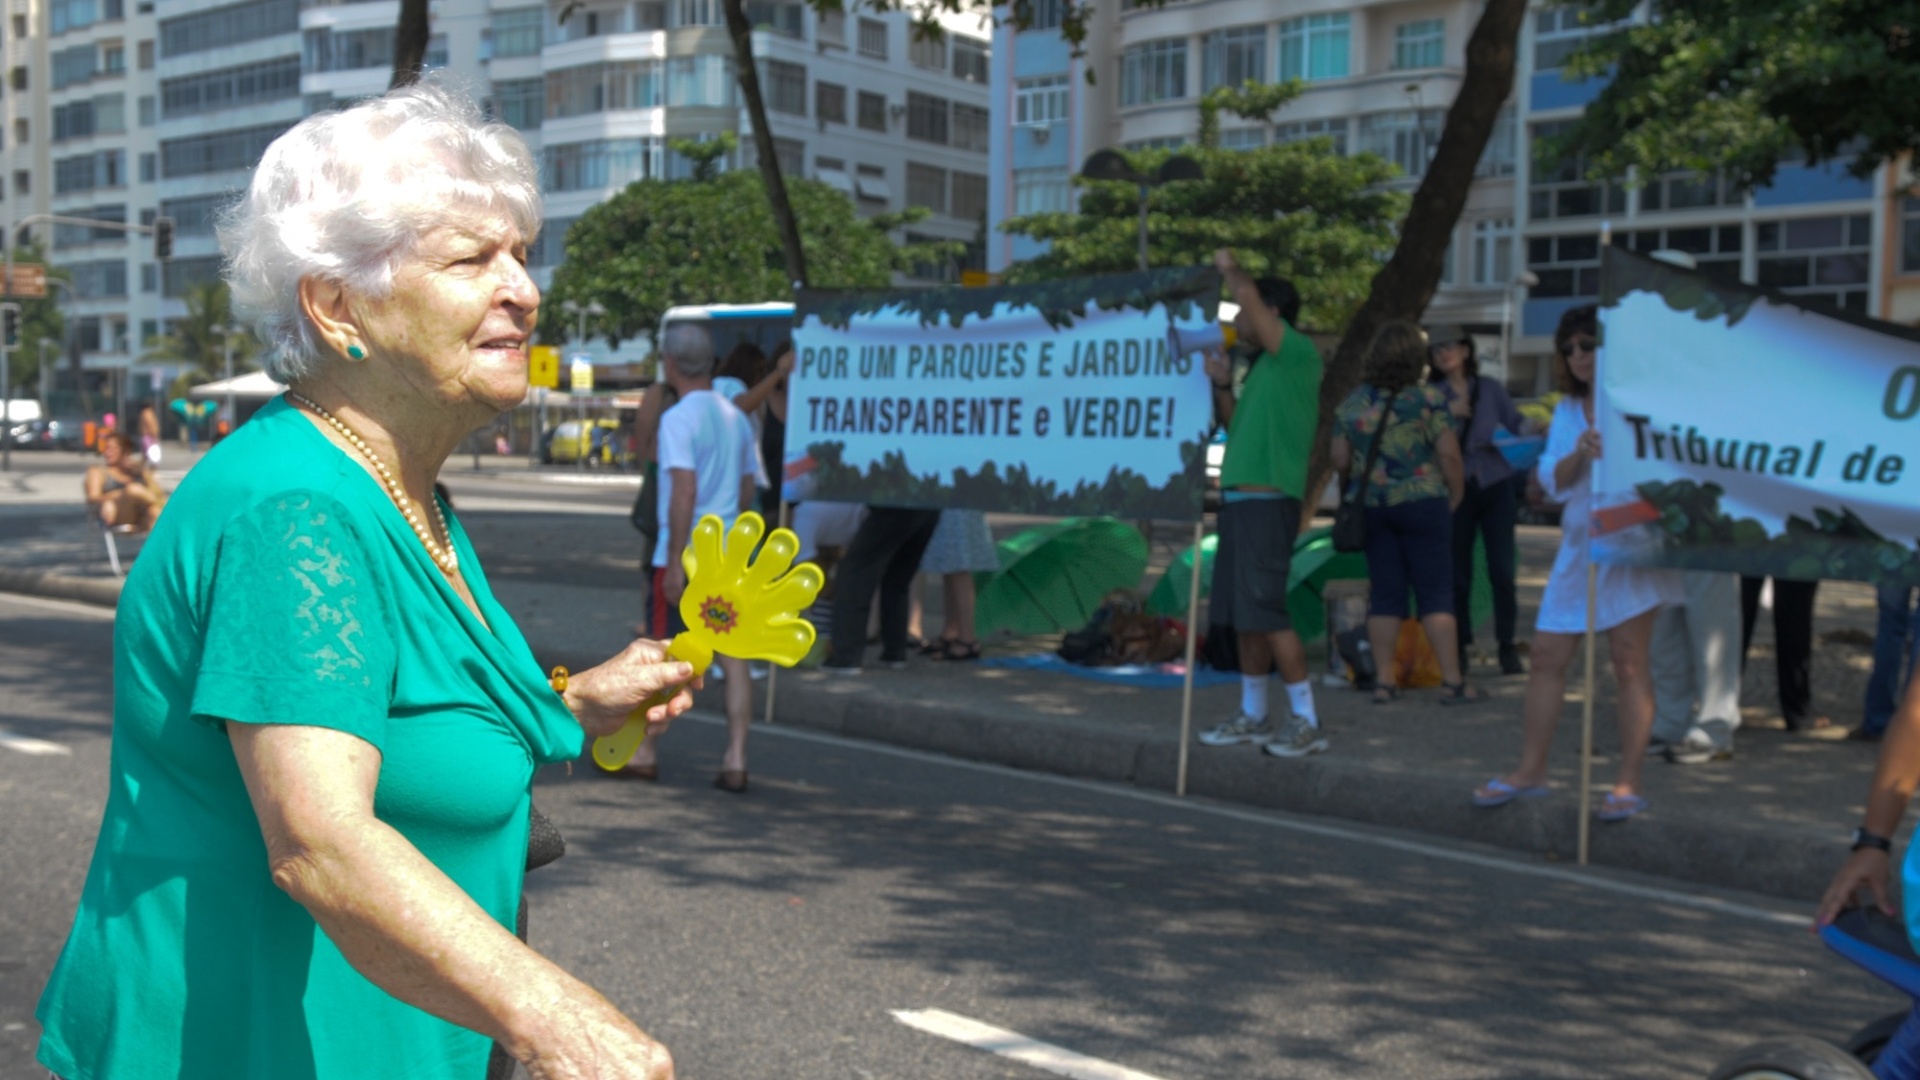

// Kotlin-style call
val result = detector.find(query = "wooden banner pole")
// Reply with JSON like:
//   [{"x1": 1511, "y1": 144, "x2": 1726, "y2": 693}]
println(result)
[
  {"x1": 1175, "y1": 518, "x2": 1206, "y2": 796},
  {"x1": 1577, "y1": 561, "x2": 1598, "y2": 865},
  {"x1": 763, "y1": 500, "x2": 791, "y2": 727}
]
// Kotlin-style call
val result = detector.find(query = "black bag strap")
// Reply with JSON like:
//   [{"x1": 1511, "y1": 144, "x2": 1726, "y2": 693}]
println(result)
[{"x1": 1348, "y1": 388, "x2": 1402, "y2": 508}]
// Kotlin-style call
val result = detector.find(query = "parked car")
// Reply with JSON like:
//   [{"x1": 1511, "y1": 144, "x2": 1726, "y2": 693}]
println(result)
[
  {"x1": 543, "y1": 418, "x2": 622, "y2": 465},
  {"x1": 8, "y1": 417, "x2": 86, "y2": 451}
]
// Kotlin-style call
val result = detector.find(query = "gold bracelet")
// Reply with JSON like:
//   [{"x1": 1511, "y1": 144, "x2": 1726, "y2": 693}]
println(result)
[{"x1": 549, "y1": 666, "x2": 569, "y2": 694}]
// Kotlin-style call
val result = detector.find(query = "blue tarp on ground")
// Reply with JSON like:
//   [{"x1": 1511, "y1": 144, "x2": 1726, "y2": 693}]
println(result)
[{"x1": 981, "y1": 652, "x2": 1239, "y2": 689}]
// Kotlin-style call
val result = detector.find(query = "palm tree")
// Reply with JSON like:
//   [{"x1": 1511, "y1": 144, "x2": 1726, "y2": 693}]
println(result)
[{"x1": 146, "y1": 281, "x2": 259, "y2": 396}]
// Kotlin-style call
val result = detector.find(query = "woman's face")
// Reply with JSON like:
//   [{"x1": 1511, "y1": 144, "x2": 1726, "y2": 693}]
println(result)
[
  {"x1": 1562, "y1": 333, "x2": 1597, "y2": 386},
  {"x1": 101, "y1": 438, "x2": 126, "y2": 468},
  {"x1": 1431, "y1": 341, "x2": 1468, "y2": 377},
  {"x1": 356, "y1": 213, "x2": 539, "y2": 414}
]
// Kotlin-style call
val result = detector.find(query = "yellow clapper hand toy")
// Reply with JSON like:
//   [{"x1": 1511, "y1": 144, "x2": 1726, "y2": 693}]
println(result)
[{"x1": 592, "y1": 510, "x2": 825, "y2": 772}]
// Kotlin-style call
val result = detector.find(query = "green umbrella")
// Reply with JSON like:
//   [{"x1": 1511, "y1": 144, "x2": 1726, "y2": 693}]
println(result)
[
  {"x1": 973, "y1": 517, "x2": 1150, "y2": 636},
  {"x1": 1145, "y1": 524, "x2": 1493, "y2": 641}
]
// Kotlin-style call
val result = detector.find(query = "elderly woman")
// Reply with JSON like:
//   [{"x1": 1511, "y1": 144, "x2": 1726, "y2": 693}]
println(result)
[
  {"x1": 36, "y1": 85, "x2": 685, "y2": 1080},
  {"x1": 1472, "y1": 305, "x2": 1681, "y2": 821}
]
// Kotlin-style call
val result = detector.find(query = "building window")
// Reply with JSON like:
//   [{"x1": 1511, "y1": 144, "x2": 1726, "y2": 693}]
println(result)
[
  {"x1": 909, "y1": 32, "x2": 945, "y2": 70},
  {"x1": 952, "y1": 104, "x2": 989, "y2": 152},
  {"x1": 1201, "y1": 25, "x2": 1264, "y2": 93},
  {"x1": 855, "y1": 163, "x2": 889, "y2": 206},
  {"x1": 304, "y1": 27, "x2": 397, "y2": 73},
  {"x1": 541, "y1": 138, "x2": 669, "y2": 192},
  {"x1": 907, "y1": 91, "x2": 949, "y2": 144},
  {"x1": 744, "y1": 2, "x2": 803, "y2": 39},
  {"x1": 138, "y1": 152, "x2": 155, "y2": 181},
  {"x1": 1025, "y1": 0, "x2": 1065, "y2": 32},
  {"x1": 1530, "y1": 120, "x2": 1626, "y2": 220},
  {"x1": 12, "y1": 170, "x2": 28, "y2": 195},
  {"x1": 141, "y1": 264, "x2": 157, "y2": 294},
  {"x1": 1220, "y1": 127, "x2": 1265, "y2": 150},
  {"x1": 54, "y1": 150, "x2": 125, "y2": 193},
  {"x1": 953, "y1": 37, "x2": 989, "y2": 83},
  {"x1": 1526, "y1": 233, "x2": 1602, "y2": 299},
  {"x1": 493, "y1": 78, "x2": 544, "y2": 130},
  {"x1": 163, "y1": 256, "x2": 224, "y2": 299},
  {"x1": 772, "y1": 137, "x2": 804, "y2": 178},
  {"x1": 665, "y1": 55, "x2": 733, "y2": 106},
  {"x1": 816, "y1": 81, "x2": 846, "y2": 124},
  {"x1": 162, "y1": 55, "x2": 301, "y2": 119},
  {"x1": 857, "y1": 17, "x2": 887, "y2": 60},
  {"x1": 1275, "y1": 117, "x2": 1348, "y2": 155},
  {"x1": 1476, "y1": 105, "x2": 1516, "y2": 178},
  {"x1": 547, "y1": 62, "x2": 666, "y2": 117},
  {"x1": 1278, "y1": 13, "x2": 1349, "y2": 82},
  {"x1": 765, "y1": 59, "x2": 807, "y2": 115},
  {"x1": 1471, "y1": 219, "x2": 1513, "y2": 286},
  {"x1": 857, "y1": 91, "x2": 887, "y2": 132},
  {"x1": 1012, "y1": 166, "x2": 1070, "y2": 214},
  {"x1": 94, "y1": 94, "x2": 126, "y2": 133},
  {"x1": 493, "y1": 7, "x2": 543, "y2": 57},
  {"x1": 70, "y1": 259, "x2": 129, "y2": 299},
  {"x1": 160, "y1": 0, "x2": 298, "y2": 59},
  {"x1": 1904, "y1": 199, "x2": 1920, "y2": 275},
  {"x1": 1621, "y1": 223, "x2": 1744, "y2": 281},
  {"x1": 906, "y1": 162, "x2": 946, "y2": 214},
  {"x1": 817, "y1": 9, "x2": 844, "y2": 43},
  {"x1": 53, "y1": 205, "x2": 126, "y2": 247},
  {"x1": 675, "y1": 0, "x2": 722, "y2": 27},
  {"x1": 137, "y1": 39, "x2": 154, "y2": 69},
  {"x1": 53, "y1": 44, "x2": 98, "y2": 89},
  {"x1": 1754, "y1": 215, "x2": 1872, "y2": 312},
  {"x1": 1015, "y1": 74, "x2": 1068, "y2": 126},
  {"x1": 1534, "y1": 8, "x2": 1615, "y2": 72},
  {"x1": 1120, "y1": 38, "x2": 1187, "y2": 106},
  {"x1": 1393, "y1": 19, "x2": 1445, "y2": 70},
  {"x1": 1640, "y1": 169, "x2": 1737, "y2": 212},
  {"x1": 161, "y1": 123, "x2": 288, "y2": 179},
  {"x1": 529, "y1": 217, "x2": 575, "y2": 268},
  {"x1": 103, "y1": 44, "x2": 125, "y2": 73},
  {"x1": 1358, "y1": 109, "x2": 1445, "y2": 179},
  {"x1": 161, "y1": 193, "x2": 233, "y2": 237},
  {"x1": 951, "y1": 171, "x2": 987, "y2": 221}
]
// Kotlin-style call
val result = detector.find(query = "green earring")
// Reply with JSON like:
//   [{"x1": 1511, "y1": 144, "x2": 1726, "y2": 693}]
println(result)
[{"x1": 347, "y1": 345, "x2": 365, "y2": 360}]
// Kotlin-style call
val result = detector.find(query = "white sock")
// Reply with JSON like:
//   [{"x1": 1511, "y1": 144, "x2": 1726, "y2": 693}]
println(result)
[
  {"x1": 1286, "y1": 680, "x2": 1318, "y2": 727},
  {"x1": 1240, "y1": 675, "x2": 1271, "y2": 721}
]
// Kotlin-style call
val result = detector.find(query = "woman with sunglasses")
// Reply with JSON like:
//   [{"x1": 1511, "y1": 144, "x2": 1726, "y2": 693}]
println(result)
[{"x1": 1473, "y1": 305, "x2": 1681, "y2": 822}]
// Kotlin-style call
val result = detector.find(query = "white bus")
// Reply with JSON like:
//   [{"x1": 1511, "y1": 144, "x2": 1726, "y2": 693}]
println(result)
[{"x1": 657, "y1": 302, "x2": 795, "y2": 366}]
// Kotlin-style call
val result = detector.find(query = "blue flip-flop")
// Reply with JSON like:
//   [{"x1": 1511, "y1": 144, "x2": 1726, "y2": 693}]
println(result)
[
  {"x1": 1596, "y1": 793, "x2": 1649, "y2": 822},
  {"x1": 1472, "y1": 778, "x2": 1551, "y2": 808}
]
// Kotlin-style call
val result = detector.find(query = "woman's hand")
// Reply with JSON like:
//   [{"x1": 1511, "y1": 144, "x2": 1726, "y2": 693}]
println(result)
[
  {"x1": 1577, "y1": 430, "x2": 1602, "y2": 459},
  {"x1": 520, "y1": 996, "x2": 675, "y2": 1080},
  {"x1": 563, "y1": 638, "x2": 701, "y2": 738},
  {"x1": 1816, "y1": 849, "x2": 1896, "y2": 927},
  {"x1": 1204, "y1": 350, "x2": 1231, "y2": 389}
]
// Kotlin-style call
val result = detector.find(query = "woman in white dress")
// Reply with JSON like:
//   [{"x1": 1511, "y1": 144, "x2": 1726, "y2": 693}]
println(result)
[{"x1": 1473, "y1": 305, "x2": 1681, "y2": 821}]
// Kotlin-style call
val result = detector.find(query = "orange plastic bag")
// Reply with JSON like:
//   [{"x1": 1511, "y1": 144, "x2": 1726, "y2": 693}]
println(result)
[{"x1": 1393, "y1": 618, "x2": 1444, "y2": 688}]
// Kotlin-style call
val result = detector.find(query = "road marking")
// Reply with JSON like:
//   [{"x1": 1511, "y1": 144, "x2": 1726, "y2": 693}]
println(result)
[
  {"x1": 892, "y1": 1009, "x2": 1171, "y2": 1080},
  {"x1": 0, "y1": 728, "x2": 71, "y2": 756},
  {"x1": 675, "y1": 711, "x2": 1808, "y2": 929},
  {"x1": 0, "y1": 591, "x2": 117, "y2": 619}
]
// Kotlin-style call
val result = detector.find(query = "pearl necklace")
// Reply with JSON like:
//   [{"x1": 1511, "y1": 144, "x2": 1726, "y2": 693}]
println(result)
[{"x1": 288, "y1": 391, "x2": 460, "y2": 575}]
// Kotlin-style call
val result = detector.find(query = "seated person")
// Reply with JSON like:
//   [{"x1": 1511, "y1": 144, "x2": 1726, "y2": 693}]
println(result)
[{"x1": 85, "y1": 429, "x2": 166, "y2": 533}]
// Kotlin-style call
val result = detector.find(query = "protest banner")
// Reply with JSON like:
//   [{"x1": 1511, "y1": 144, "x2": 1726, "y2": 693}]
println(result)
[
  {"x1": 1591, "y1": 246, "x2": 1920, "y2": 588},
  {"x1": 785, "y1": 266, "x2": 1221, "y2": 522}
]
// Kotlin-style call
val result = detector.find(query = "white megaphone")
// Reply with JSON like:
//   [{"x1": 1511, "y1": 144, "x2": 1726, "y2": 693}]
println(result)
[{"x1": 1166, "y1": 321, "x2": 1239, "y2": 358}]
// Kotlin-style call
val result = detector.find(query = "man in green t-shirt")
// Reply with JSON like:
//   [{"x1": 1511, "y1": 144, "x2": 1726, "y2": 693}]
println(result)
[{"x1": 1199, "y1": 248, "x2": 1328, "y2": 758}]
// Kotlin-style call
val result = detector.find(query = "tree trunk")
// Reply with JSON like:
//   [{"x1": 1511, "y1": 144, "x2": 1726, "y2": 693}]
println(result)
[
  {"x1": 722, "y1": 0, "x2": 809, "y2": 289},
  {"x1": 390, "y1": 0, "x2": 430, "y2": 90},
  {"x1": 1303, "y1": 0, "x2": 1528, "y2": 509}
]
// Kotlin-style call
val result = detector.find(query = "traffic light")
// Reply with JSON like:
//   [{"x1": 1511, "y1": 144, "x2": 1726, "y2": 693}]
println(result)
[
  {"x1": 0, "y1": 303, "x2": 20, "y2": 349},
  {"x1": 153, "y1": 216, "x2": 174, "y2": 260}
]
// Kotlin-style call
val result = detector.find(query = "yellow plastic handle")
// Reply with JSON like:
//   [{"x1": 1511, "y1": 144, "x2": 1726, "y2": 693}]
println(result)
[{"x1": 591, "y1": 634, "x2": 713, "y2": 771}]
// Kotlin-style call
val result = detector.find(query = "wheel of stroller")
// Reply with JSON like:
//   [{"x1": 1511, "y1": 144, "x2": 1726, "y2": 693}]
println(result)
[
  {"x1": 1709, "y1": 1036, "x2": 1877, "y2": 1079},
  {"x1": 1844, "y1": 1011, "x2": 1911, "y2": 1065}
]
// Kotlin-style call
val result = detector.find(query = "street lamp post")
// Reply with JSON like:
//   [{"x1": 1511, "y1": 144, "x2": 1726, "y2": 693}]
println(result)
[
  {"x1": 1501, "y1": 270, "x2": 1540, "y2": 392},
  {"x1": 562, "y1": 300, "x2": 607, "y2": 348},
  {"x1": 220, "y1": 323, "x2": 243, "y2": 437},
  {"x1": 1079, "y1": 150, "x2": 1205, "y2": 272}
]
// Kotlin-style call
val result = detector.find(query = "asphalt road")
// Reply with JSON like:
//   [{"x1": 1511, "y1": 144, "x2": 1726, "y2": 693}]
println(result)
[{"x1": 0, "y1": 589, "x2": 1903, "y2": 1080}]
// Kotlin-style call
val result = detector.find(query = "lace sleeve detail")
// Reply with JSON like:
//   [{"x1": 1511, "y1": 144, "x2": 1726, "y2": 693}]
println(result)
[{"x1": 189, "y1": 490, "x2": 397, "y2": 747}]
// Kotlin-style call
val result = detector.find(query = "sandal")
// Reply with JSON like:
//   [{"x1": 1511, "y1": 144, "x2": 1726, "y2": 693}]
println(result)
[
  {"x1": 918, "y1": 636, "x2": 953, "y2": 657},
  {"x1": 1472, "y1": 777, "x2": 1550, "y2": 808},
  {"x1": 937, "y1": 639, "x2": 982, "y2": 661},
  {"x1": 1438, "y1": 681, "x2": 1488, "y2": 705},
  {"x1": 1596, "y1": 792, "x2": 1649, "y2": 822},
  {"x1": 1371, "y1": 685, "x2": 1400, "y2": 705}
]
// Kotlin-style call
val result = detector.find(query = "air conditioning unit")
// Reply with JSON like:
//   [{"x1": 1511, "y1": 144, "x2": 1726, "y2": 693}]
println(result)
[{"x1": 1032, "y1": 126, "x2": 1050, "y2": 144}]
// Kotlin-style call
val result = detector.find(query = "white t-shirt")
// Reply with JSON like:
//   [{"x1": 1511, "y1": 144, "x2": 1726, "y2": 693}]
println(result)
[{"x1": 653, "y1": 388, "x2": 760, "y2": 568}]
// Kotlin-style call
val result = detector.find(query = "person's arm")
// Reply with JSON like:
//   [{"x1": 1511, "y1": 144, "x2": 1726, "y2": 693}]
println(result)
[
  {"x1": 230, "y1": 723, "x2": 674, "y2": 1079},
  {"x1": 83, "y1": 465, "x2": 105, "y2": 506},
  {"x1": 662, "y1": 468, "x2": 696, "y2": 604},
  {"x1": 734, "y1": 351, "x2": 795, "y2": 416},
  {"x1": 1552, "y1": 427, "x2": 1597, "y2": 494},
  {"x1": 1205, "y1": 350, "x2": 1235, "y2": 427},
  {"x1": 1214, "y1": 248, "x2": 1285, "y2": 355},
  {"x1": 635, "y1": 384, "x2": 667, "y2": 468},
  {"x1": 1492, "y1": 382, "x2": 1524, "y2": 436},
  {"x1": 1436, "y1": 428, "x2": 1466, "y2": 510},
  {"x1": 1329, "y1": 435, "x2": 1352, "y2": 475},
  {"x1": 1817, "y1": 677, "x2": 1920, "y2": 924}
]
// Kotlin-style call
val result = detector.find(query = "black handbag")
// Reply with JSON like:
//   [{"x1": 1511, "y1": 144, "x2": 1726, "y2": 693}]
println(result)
[{"x1": 1332, "y1": 388, "x2": 1402, "y2": 554}]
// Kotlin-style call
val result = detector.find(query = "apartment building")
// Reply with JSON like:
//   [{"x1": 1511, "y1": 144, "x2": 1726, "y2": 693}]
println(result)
[
  {"x1": 10, "y1": 0, "x2": 989, "y2": 390},
  {"x1": 989, "y1": 2, "x2": 1904, "y2": 394}
]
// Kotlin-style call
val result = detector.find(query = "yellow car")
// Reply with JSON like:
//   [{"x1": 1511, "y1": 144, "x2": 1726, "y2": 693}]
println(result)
[{"x1": 543, "y1": 418, "x2": 622, "y2": 465}]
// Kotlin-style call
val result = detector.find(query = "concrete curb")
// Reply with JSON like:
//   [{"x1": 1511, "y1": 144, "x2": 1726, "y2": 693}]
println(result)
[{"x1": 2, "y1": 568, "x2": 1839, "y2": 903}]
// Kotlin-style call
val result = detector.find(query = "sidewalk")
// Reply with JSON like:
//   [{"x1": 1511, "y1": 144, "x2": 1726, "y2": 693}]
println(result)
[{"x1": 2, "y1": 470, "x2": 1893, "y2": 905}]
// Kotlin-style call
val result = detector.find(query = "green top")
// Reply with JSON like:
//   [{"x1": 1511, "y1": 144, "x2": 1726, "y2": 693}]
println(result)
[
  {"x1": 1335, "y1": 382, "x2": 1455, "y2": 507},
  {"x1": 36, "y1": 396, "x2": 585, "y2": 1080},
  {"x1": 1218, "y1": 326, "x2": 1325, "y2": 498}
]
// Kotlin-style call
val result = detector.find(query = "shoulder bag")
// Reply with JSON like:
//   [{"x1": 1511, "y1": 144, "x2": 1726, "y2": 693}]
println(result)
[{"x1": 1331, "y1": 388, "x2": 1401, "y2": 554}]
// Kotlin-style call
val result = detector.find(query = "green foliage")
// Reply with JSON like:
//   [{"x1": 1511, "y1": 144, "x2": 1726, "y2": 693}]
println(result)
[
  {"x1": 999, "y1": 142, "x2": 1405, "y2": 332},
  {"x1": 801, "y1": 265, "x2": 1218, "y2": 332},
  {"x1": 1552, "y1": 0, "x2": 1920, "y2": 188},
  {"x1": 145, "y1": 281, "x2": 260, "y2": 394},
  {"x1": 667, "y1": 131, "x2": 737, "y2": 182},
  {"x1": 1601, "y1": 248, "x2": 1761, "y2": 326},
  {"x1": 1634, "y1": 479, "x2": 1920, "y2": 586},
  {"x1": 545, "y1": 170, "x2": 958, "y2": 349},
  {"x1": 805, "y1": 438, "x2": 1208, "y2": 520},
  {"x1": 5, "y1": 244, "x2": 67, "y2": 395},
  {"x1": 1197, "y1": 81, "x2": 1304, "y2": 149}
]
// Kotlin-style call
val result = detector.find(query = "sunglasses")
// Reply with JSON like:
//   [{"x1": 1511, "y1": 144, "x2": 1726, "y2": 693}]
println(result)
[{"x1": 1559, "y1": 337, "x2": 1597, "y2": 357}]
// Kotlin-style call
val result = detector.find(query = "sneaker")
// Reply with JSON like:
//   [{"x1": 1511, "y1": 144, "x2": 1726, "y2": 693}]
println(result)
[
  {"x1": 1498, "y1": 645, "x2": 1526, "y2": 676},
  {"x1": 1665, "y1": 722, "x2": 1734, "y2": 765},
  {"x1": 1196, "y1": 713, "x2": 1274, "y2": 746},
  {"x1": 1262, "y1": 714, "x2": 1330, "y2": 758},
  {"x1": 821, "y1": 662, "x2": 864, "y2": 676}
]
